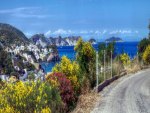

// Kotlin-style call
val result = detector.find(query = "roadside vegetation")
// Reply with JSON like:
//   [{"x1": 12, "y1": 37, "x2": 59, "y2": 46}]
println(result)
[
  {"x1": 0, "y1": 23, "x2": 150, "y2": 113},
  {"x1": 73, "y1": 23, "x2": 150, "y2": 113}
]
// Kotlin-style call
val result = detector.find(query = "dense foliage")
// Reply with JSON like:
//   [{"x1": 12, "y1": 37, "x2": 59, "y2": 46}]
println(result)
[
  {"x1": 52, "y1": 56, "x2": 80, "y2": 90},
  {"x1": 0, "y1": 81, "x2": 62, "y2": 113},
  {"x1": 142, "y1": 45, "x2": 150, "y2": 64},
  {"x1": 138, "y1": 23, "x2": 150, "y2": 58},
  {"x1": 46, "y1": 72, "x2": 75, "y2": 111},
  {"x1": 138, "y1": 38, "x2": 150, "y2": 58},
  {"x1": 15, "y1": 54, "x2": 35, "y2": 71},
  {"x1": 0, "y1": 49, "x2": 14, "y2": 74},
  {"x1": 119, "y1": 53, "x2": 131, "y2": 66},
  {"x1": 74, "y1": 38, "x2": 96, "y2": 88}
]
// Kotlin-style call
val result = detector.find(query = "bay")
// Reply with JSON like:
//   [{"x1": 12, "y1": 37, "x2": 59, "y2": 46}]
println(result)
[{"x1": 42, "y1": 42, "x2": 139, "y2": 73}]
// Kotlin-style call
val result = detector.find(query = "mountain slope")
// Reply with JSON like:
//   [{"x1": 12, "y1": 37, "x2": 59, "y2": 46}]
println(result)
[
  {"x1": 89, "y1": 38, "x2": 96, "y2": 44},
  {"x1": 0, "y1": 23, "x2": 29, "y2": 46},
  {"x1": 30, "y1": 34, "x2": 48, "y2": 47}
]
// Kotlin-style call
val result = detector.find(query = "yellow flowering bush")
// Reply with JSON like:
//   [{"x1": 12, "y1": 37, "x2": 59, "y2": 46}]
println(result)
[
  {"x1": 0, "y1": 105, "x2": 16, "y2": 113},
  {"x1": 120, "y1": 53, "x2": 131, "y2": 66},
  {"x1": 82, "y1": 42, "x2": 96, "y2": 59},
  {"x1": 46, "y1": 77, "x2": 59, "y2": 87},
  {"x1": 0, "y1": 81, "x2": 63, "y2": 113},
  {"x1": 52, "y1": 56, "x2": 80, "y2": 91},
  {"x1": 41, "y1": 107, "x2": 51, "y2": 113},
  {"x1": 142, "y1": 45, "x2": 150, "y2": 64}
]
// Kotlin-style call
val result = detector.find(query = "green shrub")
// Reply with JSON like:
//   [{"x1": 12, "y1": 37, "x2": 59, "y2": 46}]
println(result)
[
  {"x1": 138, "y1": 23, "x2": 150, "y2": 59},
  {"x1": 10, "y1": 72, "x2": 20, "y2": 79},
  {"x1": 120, "y1": 53, "x2": 131, "y2": 66},
  {"x1": 74, "y1": 38, "x2": 96, "y2": 88},
  {"x1": 0, "y1": 50, "x2": 14, "y2": 74},
  {"x1": 25, "y1": 62, "x2": 35, "y2": 71},
  {"x1": 46, "y1": 72, "x2": 75, "y2": 112},
  {"x1": 52, "y1": 56, "x2": 80, "y2": 94},
  {"x1": 15, "y1": 55, "x2": 35, "y2": 71},
  {"x1": 138, "y1": 38, "x2": 150, "y2": 59},
  {"x1": 28, "y1": 72, "x2": 35, "y2": 80},
  {"x1": 142, "y1": 45, "x2": 150, "y2": 64}
]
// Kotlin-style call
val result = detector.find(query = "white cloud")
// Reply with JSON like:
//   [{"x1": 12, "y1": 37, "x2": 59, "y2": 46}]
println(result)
[
  {"x1": 53, "y1": 29, "x2": 67, "y2": 35},
  {"x1": 68, "y1": 30, "x2": 73, "y2": 34},
  {"x1": 43, "y1": 29, "x2": 139, "y2": 37},
  {"x1": 45, "y1": 30, "x2": 52, "y2": 37},
  {"x1": 0, "y1": 7, "x2": 39, "y2": 14},
  {"x1": 12, "y1": 13, "x2": 50, "y2": 19},
  {"x1": 52, "y1": 29, "x2": 74, "y2": 35},
  {"x1": 80, "y1": 30, "x2": 88, "y2": 34},
  {"x1": 95, "y1": 30, "x2": 101, "y2": 34},
  {"x1": 102, "y1": 30, "x2": 107, "y2": 34},
  {"x1": 89, "y1": 30, "x2": 94, "y2": 33},
  {"x1": 109, "y1": 30, "x2": 135, "y2": 35},
  {"x1": 0, "y1": 7, "x2": 52, "y2": 19},
  {"x1": 93, "y1": 30, "x2": 108, "y2": 35},
  {"x1": 135, "y1": 30, "x2": 139, "y2": 33},
  {"x1": 109, "y1": 30, "x2": 118, "y2": 34},
  {"x1": 121, "y1": 30, "x2": 131, "y2": 34},
  {"x1": 24, "y1": 32, "x2": 33, "y2": 37}
]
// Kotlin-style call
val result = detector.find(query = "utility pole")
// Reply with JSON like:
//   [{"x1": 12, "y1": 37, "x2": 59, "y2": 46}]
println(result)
[
  {"x1": 96, "y1": 51, "x2": 99, "y2": 92},
  {"x1": 137, "y1": 46, "x2": 139, "y2": 64},
  {"x1": 104, "y1": 50, "x2": 106, "y2": 80},
  {"x1": 111, "y1": 51, "x2": 113, "y2": 78},
  {"x1": 148, "y1": 19, "x2": 150, "y2": 39},
  {"x1": 137, "y1": 51, "x2": 139, "y2": 63}
]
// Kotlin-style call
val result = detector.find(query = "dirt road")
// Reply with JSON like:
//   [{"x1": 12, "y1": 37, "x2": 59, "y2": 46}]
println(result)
[{"x1": 92, "y1": 69, "x2": 150, "y2": 113}]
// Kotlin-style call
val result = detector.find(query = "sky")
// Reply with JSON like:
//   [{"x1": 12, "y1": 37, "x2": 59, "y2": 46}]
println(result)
[{"x1": 0, "y1": 0, "x2": 150, "y2": 41}]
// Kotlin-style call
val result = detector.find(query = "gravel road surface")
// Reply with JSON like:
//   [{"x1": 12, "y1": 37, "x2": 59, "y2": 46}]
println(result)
[{"x1": 92, "y1": 69, "x2": 150, "y2": 113}]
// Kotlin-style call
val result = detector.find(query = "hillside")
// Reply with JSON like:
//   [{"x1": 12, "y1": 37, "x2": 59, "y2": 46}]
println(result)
[
  {"x1": 30, "y1": 34, "x2": 48, "y2": 47},
  {"x1": 0, "y1": 23, "x2": 29, "y2": 46},
  {"x1": 89, "y1": 38, "x2": 96, "y2": 44}
]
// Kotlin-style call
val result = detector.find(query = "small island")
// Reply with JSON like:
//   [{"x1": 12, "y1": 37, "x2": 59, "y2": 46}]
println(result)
[
  {"x1": 105, "y1": 37, "x2": 123, "y2": 42},
  {"x1": 88, "y1": 38, "x2": 96, "y2": 44}
]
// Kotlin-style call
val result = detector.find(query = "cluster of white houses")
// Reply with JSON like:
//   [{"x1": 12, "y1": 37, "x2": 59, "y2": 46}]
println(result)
[
  {"x1": 0, "y1": 43, "x2": 53, "y2": 81},
  {"x1": 5, "y1": 43, "x2": 52, "y2": 64}
]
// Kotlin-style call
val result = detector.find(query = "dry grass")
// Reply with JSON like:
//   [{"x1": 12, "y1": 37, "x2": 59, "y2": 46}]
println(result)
[
  {"x1": 125, "y1": 64, "x2": 141, "y2": 74},
  {"x1": 125, "y1": 59, "x2": 142, "y2": 74},
  {"x1": 113, "y1": 58, "x2": 142, "y2": 75},
  {"x1": 112, "y1": 62, "x2": 124, "y2": 76},
  {"x1": 71, "y1": 91, "x2": 100, "y2": 113}
]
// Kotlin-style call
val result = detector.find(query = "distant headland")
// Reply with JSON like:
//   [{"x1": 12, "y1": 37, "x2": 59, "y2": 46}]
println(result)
[{"x1": 105, "y1": 37, "x2": 123, "y2": 42}]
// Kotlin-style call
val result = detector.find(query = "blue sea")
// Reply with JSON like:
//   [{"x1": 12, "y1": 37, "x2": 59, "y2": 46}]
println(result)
[{"x1": 41, "y1": 42, "x2": 139, "y2": 73}]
